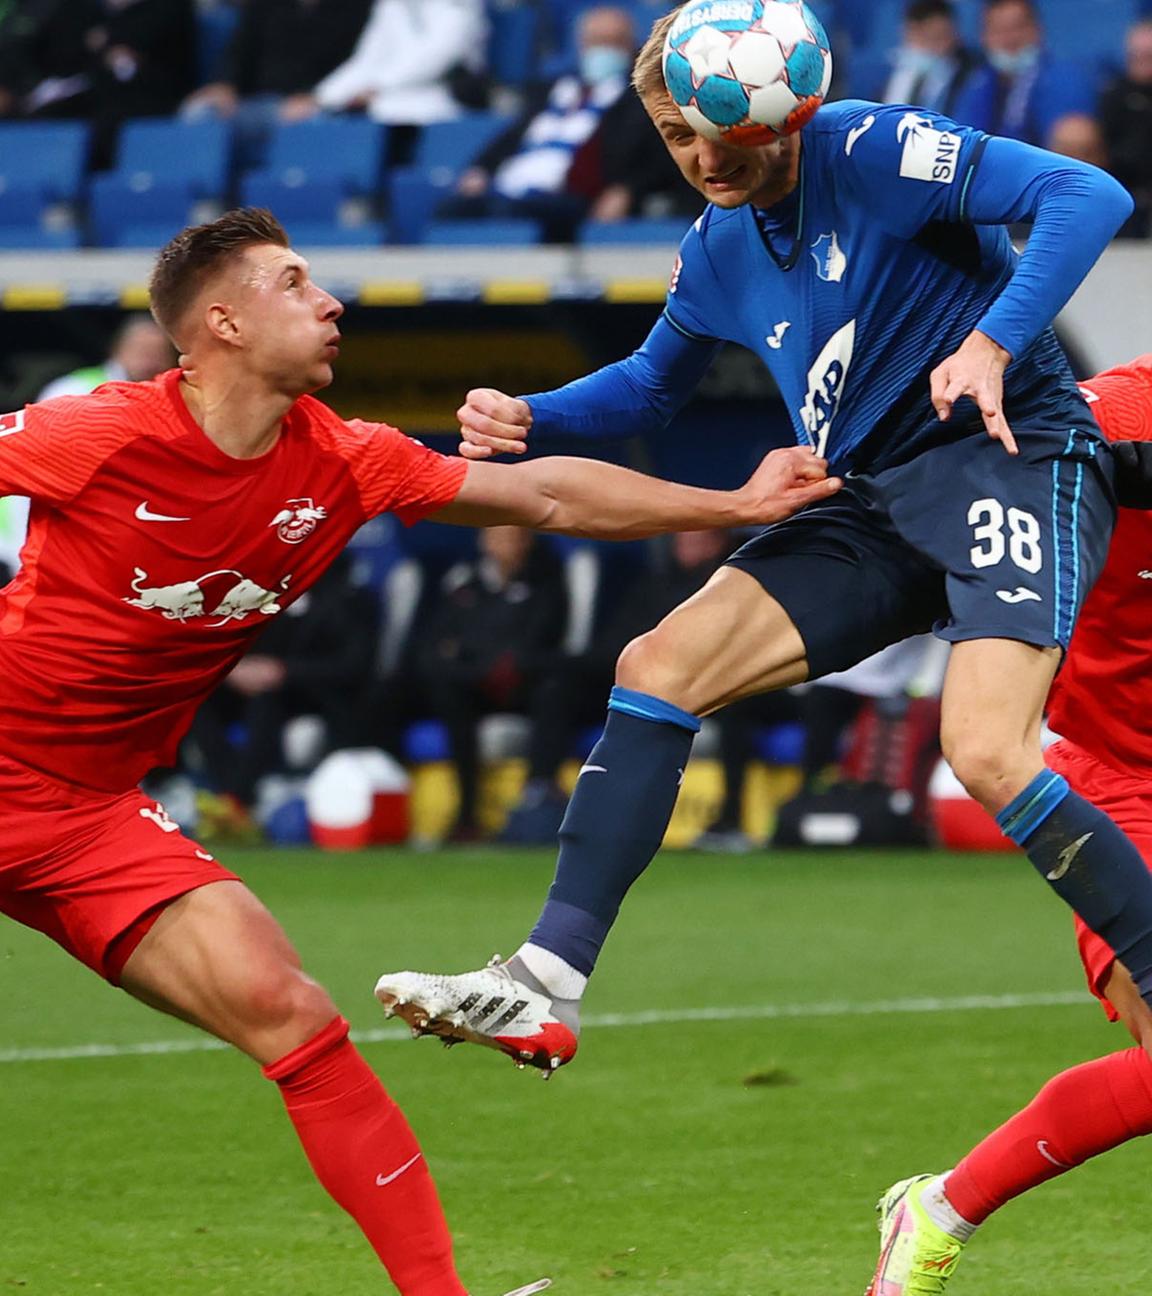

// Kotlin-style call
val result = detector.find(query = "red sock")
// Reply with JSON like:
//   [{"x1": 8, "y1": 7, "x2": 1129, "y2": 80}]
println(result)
[
  {"x1": 264, "y1": 1017, "x2": 467, "y2": 1296},
  {"x1": 945, "y1": 1047, "x2": 1152, "y2": 1226}
]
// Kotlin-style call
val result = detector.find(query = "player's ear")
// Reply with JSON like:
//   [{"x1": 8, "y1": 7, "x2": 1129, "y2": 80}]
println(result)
[{"x1": 204, "y1": 301, "x2": 242, "y2": 348}]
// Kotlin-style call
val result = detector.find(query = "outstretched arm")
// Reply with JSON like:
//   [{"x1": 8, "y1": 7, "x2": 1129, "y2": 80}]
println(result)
[
  {"x1": 429, "y1": 446, "x2": 839, "y2": 539},
  {"x1": 458, "y1": 312, "x2": 719, "y2": 459}
]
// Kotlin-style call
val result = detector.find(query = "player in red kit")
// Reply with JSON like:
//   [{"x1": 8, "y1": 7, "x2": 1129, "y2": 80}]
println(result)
[
  {"x1": 866, "y1": 355, "x2": 1152, "y2": 1294},
  {"x1": 0, "y1": 208, "x2": 840, "y2": 1296}
]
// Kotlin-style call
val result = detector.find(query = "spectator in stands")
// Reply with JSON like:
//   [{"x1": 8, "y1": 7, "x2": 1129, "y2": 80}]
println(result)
[
  {"x1": 181, "y1": 0, "x2": 373, "y2": 163},
  {"x1": 1100, "y1": 19, "x2": 1152, "y2": 237},
  {"x1": 187, "y1": 552, "x2": 379, "y2": 842},
  {"x1": 1046, "y1": 111, "x2": 1109, "y2": 167},
  {"x1": 280, "y1": 0, "x2": 488, "y2": 133},
  {"x1": 502, "y1": 528, "x2": 733, "y2": 845},
  {"x1": 951, "y1": 0, "x2": 1097, "y2": 145},
  {"x1": 37, "y1": 315, "x2": 172, "y2": 401},
  {"x1": 436, "y1": 6, "x2": 699, "y2": 242},
  {"x1": 416, "y1": 526, "x2": 567, "y2": 844},
  {"x1": 877, "y1": 1, "x2": 982, "y2": 117},
  {"x1": 0, "y1": 0, "x2": 196, "y2": 164}
]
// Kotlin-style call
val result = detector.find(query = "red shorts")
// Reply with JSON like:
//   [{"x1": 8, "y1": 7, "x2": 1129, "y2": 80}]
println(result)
[
  {"x1": 1047, "y1": 739, "x2": 1152, "y2": 1021},
  {"x1": 0, "y1": 752, "x2": 238, "y2": 984}
]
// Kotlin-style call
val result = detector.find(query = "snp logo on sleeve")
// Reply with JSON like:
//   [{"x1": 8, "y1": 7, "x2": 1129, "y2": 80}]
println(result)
[{"x1": 896, "y1": 112, "x2": 960, "y2": 184}]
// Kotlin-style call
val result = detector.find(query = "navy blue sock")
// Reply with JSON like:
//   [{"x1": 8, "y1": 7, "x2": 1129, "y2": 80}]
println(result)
[
  {"x1": 999, "y1": 770, "x2": 1152, "y2": 1004},
  {"x1": 526, "y1": 686, "x2": 700, "y2": 976}
]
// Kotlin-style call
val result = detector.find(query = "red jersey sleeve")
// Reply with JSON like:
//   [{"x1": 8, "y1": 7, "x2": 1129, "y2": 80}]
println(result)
[
  {"x1": 334, "y1": 418, "x2": 468, "y2": 524},
  {"x1": 0, "y1": 394, "x2": 140, "y2": 503},
  {"x1": 1079, "y1": 355, "x2": 1152, "y2": 443}
]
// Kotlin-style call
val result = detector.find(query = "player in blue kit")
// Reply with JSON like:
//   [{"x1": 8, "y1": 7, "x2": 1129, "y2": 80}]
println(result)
[{"x1": 375, "y1": 6, "x2": 1152, "y2": 1076}]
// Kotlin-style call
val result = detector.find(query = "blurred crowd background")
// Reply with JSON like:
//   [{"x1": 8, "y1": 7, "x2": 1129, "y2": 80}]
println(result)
[{"x1": 0, "y1": 0, "x2": 1139, "y2": 851}]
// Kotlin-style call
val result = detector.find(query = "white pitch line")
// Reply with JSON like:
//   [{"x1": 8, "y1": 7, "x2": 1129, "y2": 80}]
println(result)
[{"x1": 0, "y1": 990, "x2": 1091, "y2": 1066}]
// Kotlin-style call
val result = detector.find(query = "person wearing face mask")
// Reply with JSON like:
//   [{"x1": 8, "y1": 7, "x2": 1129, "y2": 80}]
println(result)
[
  {"x1": 438, "y1": 5, "x2": 698, "y2": 242},
  {"x1": 950, "y1": 0, "x2": 1097, "y2": 144},
  {"x1": 878, "y1": 0, "x2": 982, "y2": 118}
]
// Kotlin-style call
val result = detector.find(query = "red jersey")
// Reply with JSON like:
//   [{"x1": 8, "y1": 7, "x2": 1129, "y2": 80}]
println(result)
[
  {"x1": 1048, "y1": 356, "x2": 1152, "y2": 778},
  {"x1": 0, "y1": 369, "x2": 466, "y2": 792}
]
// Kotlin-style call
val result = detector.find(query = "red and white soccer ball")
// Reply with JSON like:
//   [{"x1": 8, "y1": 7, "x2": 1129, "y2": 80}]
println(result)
[{"x1": 663, "y1": 0, "x2": 833, "y2": 146}]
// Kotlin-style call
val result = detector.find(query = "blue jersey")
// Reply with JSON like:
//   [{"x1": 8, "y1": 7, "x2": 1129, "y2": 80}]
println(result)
[{"x1": 525, "y1": 100, "x2": 1133, "y2": 475}]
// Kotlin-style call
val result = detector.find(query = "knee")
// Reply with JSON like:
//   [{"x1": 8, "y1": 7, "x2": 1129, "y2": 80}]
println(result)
[
  {"x1": 615, "y1": 628, "x2": 696, "y2": 711},
  {"x1": 237, "y1": 964, "x2": 338, "y2": 1045},
  {"x1": 941, "y1": 731, "x2": 1034, "y2": 813}
]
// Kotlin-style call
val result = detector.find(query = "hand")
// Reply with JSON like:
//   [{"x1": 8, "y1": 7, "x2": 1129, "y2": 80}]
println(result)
[
  {"x1": 278, "y1": 93, "x2": 320, "y2": 122},
  {"x1": 931, "y1": 330, "x2": 1016, "y2": 454},
  {"x1": 458, "y1": 387, "x2": 533, "y2": 460},
  {"x1": 227, "y1": 655, "x2": 287, "y2": 696},
  {"x1": 736, "y1": 446, "x2": 841, "y2": 524},
  {"x1": 183, "y1": 82, "x2": 239, "y2": 117},
  {"x1": 589, "y1": 184, "x2": 632, "y2": 223},
  {"x1": 455, "y1": 166, "x2": 490, "y2": 197}
]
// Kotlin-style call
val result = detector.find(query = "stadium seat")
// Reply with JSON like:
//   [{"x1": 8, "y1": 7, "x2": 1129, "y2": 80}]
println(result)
[
  {"x1": 286, "y1": 220, "x2": 388, "y2": 247},
  {"x1": 240, "y1": 117, "x2": 387, "y2": 236},
  {"x1": 421, "y1": 218, "x2": 543, "y2": 245},
  {"x1": 0, "y1": 121, "x2": 89, "y2": 203},
  {"x1": 411, "y1": 114, "x2": 514, "y2": 179},
  {"x1": 578, "y1": 217, "x2": 695, "y2": 245},
  {"x1": 488, "y1": 3, "x2": 542, "y2": 87},
  {"x1": 88, "y1": 119, "x2": 233, "y2": 247}
]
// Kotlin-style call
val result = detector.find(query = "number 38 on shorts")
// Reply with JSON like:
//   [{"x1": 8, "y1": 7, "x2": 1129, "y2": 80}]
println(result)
[{"x1": 968, "y1": 498, "x2": 1044, "y2": 574}]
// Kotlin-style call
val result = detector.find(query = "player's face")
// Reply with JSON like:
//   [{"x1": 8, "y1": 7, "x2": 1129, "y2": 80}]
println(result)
[
  {"x1": 230, "y1": 245, "x2": 344, "y2": 394},
  {"x1": 643, "y1": 91, "x2": 800, "y2": 210}
]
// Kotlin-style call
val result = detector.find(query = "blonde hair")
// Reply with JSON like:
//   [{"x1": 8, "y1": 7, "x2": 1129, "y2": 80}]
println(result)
[{"x1": 632, "y1": 5, "x2": 683, "y2": 99}]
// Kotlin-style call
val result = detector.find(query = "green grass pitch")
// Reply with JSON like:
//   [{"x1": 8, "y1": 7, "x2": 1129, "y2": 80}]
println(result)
[{"x1": 3, "y1": 848, "x2": 1150, "y2": 1294}]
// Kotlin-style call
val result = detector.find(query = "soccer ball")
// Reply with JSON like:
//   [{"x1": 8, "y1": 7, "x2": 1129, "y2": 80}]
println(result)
[{"x1": 662, "y1": 0, "x2": 833, "y2": 146}]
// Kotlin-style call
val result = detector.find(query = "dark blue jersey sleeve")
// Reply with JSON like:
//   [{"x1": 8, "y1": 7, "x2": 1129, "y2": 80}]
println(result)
[
  {"x1": 523, "y1": 312, "x2": 720, "y2": 441},
  {"x1": 959, "y1": 136, "x2": 1133, "y2": 360}
]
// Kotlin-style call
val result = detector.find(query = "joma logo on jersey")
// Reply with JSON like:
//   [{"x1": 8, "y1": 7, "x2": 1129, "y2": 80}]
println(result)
[
  {"x1": 800, "y1": 319, "x2": 856, "y2": 457},
  {"x1": 897, "y1": 112, "x2": 959, "y2": 184}
]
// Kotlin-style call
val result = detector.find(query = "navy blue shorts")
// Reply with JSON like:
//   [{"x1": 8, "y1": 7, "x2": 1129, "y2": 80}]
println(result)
[{"x1": 727, "y1": 428, "x2": 1115, "y2": 680}]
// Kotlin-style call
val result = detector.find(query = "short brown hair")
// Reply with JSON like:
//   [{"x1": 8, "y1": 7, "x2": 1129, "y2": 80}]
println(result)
[
  {"x1": 148, "y1": 207, "x2": 290, "y2": 340},
  {"x1": 632, "y1": 5, "x2": 682, "y2": 100}
]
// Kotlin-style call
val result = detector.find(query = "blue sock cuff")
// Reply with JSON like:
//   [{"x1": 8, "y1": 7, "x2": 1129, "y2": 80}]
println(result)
[
  {"x1": 996, "y1": 770, "x2": 1071, "y2": 844},
  {"x1": 608, "y1": 686, "x2": 702, "y2": 733}
]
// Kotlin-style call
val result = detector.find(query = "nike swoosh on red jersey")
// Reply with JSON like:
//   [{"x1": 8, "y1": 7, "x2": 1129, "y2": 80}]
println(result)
[{"x1": 136, "y1": 501, "x2": 191, "y2": 523}]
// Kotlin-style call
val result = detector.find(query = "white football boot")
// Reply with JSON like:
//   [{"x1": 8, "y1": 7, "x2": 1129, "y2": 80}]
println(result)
[
  {"x1": 375, "y1": 957, "x2": 578, "y2": 1075},
  {"x1": 501, "y1": 1282, "x2": 551, "y2": 1295}
]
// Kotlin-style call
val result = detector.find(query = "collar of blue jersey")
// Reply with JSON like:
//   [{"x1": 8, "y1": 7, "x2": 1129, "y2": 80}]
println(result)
[{"x1": 751, "y1": 158, "x2": 806, "y2": 272}]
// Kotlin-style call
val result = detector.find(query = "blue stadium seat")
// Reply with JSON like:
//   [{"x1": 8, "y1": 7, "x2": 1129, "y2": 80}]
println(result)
[
  {"x1": 87, "y1": 119, "x2": 233, "y2": 247},
  {"x1": 240, "y1": 117, "x2": 387, "y2": 235},
  {"x1": 88, "y1": 179, "x2": 201, "y2": 248},
  {"x1": 421, "y1": 218, "x2": 543, "y2": 245},
  {"x1": 385, "y1": 170, "x2": 454, "y2": 244},
  {"x1": 0, "y1": 225, "x2": 81, "y2": 249},
  {"x1": 256, "y1": 117, "x2": 387, "y2": 192},
  {"x1": 488, "y1": 3, "x2": 542, "y2": 87},
  {"x1": 412, "y1": 114, "x2": 514, "y2": 177},
  {"x1": 579, "y1": 217, "x2": 694, "y2": 245},
  {"x1": 287, "y1": 220, "x2": 388, "y2": 246},
  {"x1": 115, "y1": 118, "x2": 232, "y2": 196},
  {"x1": 0, "y1": 121, "x2": 89, "y2": 203}
]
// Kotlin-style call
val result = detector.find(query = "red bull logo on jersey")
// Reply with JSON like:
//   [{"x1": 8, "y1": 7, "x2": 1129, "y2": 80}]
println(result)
[
  {"x1": 269, "y1": 497, "x2": 327, "y2": 544},
  {"x1": 124, "y1": 567, "x2": 291, "y2": 626}
]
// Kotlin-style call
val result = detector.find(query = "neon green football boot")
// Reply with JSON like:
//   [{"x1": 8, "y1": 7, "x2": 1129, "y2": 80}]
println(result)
[{"x1": 865, "y1": 1175, "x2": 967, "y2": 1295}]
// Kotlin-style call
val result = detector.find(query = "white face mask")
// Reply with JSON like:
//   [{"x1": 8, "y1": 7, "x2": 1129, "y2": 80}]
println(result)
[{"x1": 988, "y1": 44, "x2": 1040, "y2": 75}]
